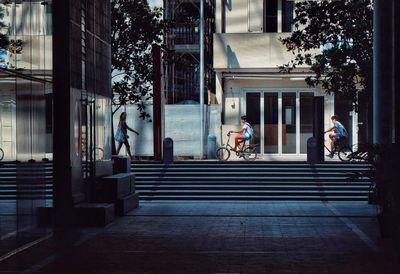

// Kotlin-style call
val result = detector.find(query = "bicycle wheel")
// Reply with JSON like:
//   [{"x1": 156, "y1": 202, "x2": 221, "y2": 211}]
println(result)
[
  {"x1": 0, "y1": 148, "x2": 3, "y2": 161},
  {"x1": 338, "y1": 146, "x2": 352, "y2": 161},
  {"x1": 243, "y1": 146, "x2": 257, "y2": 161},
  {"x1": 216, "y1": 147, "x2": 230, "y2": 161}
]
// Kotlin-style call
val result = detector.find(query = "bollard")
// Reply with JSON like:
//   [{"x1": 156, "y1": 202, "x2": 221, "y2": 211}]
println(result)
[
  {"x1": 307, "y1": 137, "x2": 318, "y2": 164},
  {"x1": 163, "y1": 138, "x2": 174, "y2": 165},
  {"x1": 207, "y1": 134, "x2": 217, "y2": 159},
  {"x1": 112, "y1": 156, "x2": 131, "y2": 174}
]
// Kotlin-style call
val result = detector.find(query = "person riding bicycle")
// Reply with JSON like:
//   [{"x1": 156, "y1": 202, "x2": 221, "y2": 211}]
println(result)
[
  {"x1": 325, "y1": 115, "x2": 348, "y2": 158},
  {"x1": 229, "y1": 115, "x2": 254, "y2": 152}
]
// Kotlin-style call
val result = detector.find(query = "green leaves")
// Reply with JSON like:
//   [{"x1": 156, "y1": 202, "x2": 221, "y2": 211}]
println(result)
[
  {"x1": 0, "y1": 6, "x2": 9, "y2": 50},
  {"x1": 280, "y1": 0, "x2": 373, "y2": 110},
  {"x1": 111, "y1": 0, "x2": 165, "y2": 120}
]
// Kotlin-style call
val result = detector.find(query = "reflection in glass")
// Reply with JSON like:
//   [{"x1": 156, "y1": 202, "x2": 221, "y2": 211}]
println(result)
[
  {"x1": 264, "y1": 93, "x2": 278, "y2": 153},
  {"x1": 282, "y1": 93, "x2": 296, "y2": 154},
  {"x1": 245, "y1": 93, "x2": 260, "y2": 153},
  {"x1": 300, "y1": 93, "x2": 314, "y2": 153},
  {"x1": 95, "y1": 96, "x2": 111, "y2": 161}
]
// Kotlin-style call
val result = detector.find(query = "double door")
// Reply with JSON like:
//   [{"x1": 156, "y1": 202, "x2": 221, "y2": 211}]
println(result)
[{"x1": 244, "y1": 90, "x2": 315, "y2": 156}]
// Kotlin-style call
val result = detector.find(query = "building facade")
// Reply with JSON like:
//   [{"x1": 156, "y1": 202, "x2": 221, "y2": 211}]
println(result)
[
  {"x1": 163, "y1": 0, "x2": 215, "y2": 104},
  {"x1": 213, "y1": 0, "x2": 359, "y2": 159},
  {"x1": 0, "y1": 0, "x2": 53, "y2": 162},
  {"x1": 0, "y1": 0, "x2": 112, "y2": 228}
]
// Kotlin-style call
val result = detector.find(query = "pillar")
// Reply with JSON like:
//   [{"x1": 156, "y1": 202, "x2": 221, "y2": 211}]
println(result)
[{"x1": 373, "y1": 0, "x2": 394, "y2": 144}]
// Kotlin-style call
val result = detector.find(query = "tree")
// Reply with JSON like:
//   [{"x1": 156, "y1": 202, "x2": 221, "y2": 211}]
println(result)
[
  {"x1": 0, "y1": 5, "x2": 10, "y2": 57},
  {"x1": 111, "y1": 0, "x2": 164, "y2": 119},
  {"x1": 280, "y1": 0, "x2": 373, "y2": 125},
  {"x1": 111, "y1": 0, "x2": 164, "y2": 154}
]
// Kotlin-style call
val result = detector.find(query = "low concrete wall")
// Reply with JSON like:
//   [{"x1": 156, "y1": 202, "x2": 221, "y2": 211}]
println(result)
[{"x1": 114, "y1": 104, "x2": 222, "y2": 157}]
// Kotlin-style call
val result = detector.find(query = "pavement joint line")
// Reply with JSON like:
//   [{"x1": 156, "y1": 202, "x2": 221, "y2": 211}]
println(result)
[
  {"x1": 0, "y1": 225, "x2": 34, "y2": 241},
  {"x1": 126, "y1": 214, "x2": 376, "y2": 218},
  {"x1": 0, "y1": 233, "x2": 53, "y2": 262},
  {"x1": 324, "y1": 202, "x2": 379, "y2": 252},
  {"x1": 20, "y1": 223, "x2": 114, "y2": 274}
]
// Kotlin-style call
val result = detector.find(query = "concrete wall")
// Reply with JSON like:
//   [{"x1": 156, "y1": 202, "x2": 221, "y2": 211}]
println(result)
[
  {"x1": 114, "y1": 104, "x2": 222, "y2": 157},
  {"x1": 214, "y1": 33, "x2": 318, "y2": 69}
]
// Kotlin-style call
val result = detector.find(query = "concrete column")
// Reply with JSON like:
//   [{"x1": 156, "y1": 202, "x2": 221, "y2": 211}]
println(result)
[
  {"x1": 215, "y1": 72, "x2": 223, "y2": 105},
  {"x1": 53, "y1": 0, "x2": 80, "y2": 226},
  {"x1": 373, "y1": 0, "x2": 394, "y2": 144},
  {"x1": 52, "y1": 0, "x2": 112, "y2": 226},
  {"x1": 395, "y1": 0, "x2": 400, "y2": 144}
]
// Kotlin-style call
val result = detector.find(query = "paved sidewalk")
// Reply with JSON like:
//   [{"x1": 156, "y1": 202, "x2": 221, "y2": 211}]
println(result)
[{"x1": 1, "y1": 202, "x2": 399, "y2": 274}]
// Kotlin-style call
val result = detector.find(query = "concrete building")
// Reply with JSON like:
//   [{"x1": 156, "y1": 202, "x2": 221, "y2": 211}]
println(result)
[
  {"x1": 0, "y1": 0, "x2": 113, "y2": 228},
  {"x1": 213, "y1": 0, "x2": 359, "y2": 160}
]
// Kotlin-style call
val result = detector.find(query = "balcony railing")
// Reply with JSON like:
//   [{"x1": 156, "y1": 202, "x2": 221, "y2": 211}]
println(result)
[{"x1": 172, "y1": 23, "x2": 199, "y2": 45}]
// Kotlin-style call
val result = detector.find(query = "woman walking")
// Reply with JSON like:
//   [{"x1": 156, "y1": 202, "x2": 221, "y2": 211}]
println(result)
[{"x1": 115, "y1": 112, "x2": 139, "y2": 159}]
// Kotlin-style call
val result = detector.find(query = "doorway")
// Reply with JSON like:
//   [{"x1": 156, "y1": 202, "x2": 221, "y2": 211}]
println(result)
[{"x1": 244, "y1": 90, "x2": 315, "y2": 157}]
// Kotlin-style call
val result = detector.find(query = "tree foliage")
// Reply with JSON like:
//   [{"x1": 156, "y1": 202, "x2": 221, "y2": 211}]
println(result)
[
  {"x1": 0, "y1": 5, "x2": 10, "y2": 51},
  {"x1": 280, "y1": 0, "x2": 373, "y2": 109},
  {"x1": 111, "y1": 0, "x2": 164, "y2": 120}
]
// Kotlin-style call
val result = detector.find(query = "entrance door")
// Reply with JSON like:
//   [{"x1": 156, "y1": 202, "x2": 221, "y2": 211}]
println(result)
[
  {"x1": 245, "y1": 90, "x2": 315, "y2": 156},
  {"x1": 81, "y1": 96, "x2": 95, "y2": 181}
]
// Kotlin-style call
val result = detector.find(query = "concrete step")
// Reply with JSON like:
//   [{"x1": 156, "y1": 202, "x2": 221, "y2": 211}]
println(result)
[
  {"x1": 135, "y1": 176, "x2": 369, "y2": 182},
  {"x1": 134, "y1": 172, "x2": 362, "y2": 177},
  {"x1": 136, "y1": 185, "x2": 368, "y2": 191},
  {"x1": 138, "y1": 195, "x2": 368, "y2": 201},
  {"x1": 135, "y1": 180, "x2": 368, "y2": 185},
  {"x1": 137, "y1": 189, "x2": 368, "y2": 195}
]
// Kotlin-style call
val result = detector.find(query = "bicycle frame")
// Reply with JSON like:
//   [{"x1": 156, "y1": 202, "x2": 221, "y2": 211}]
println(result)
[{"x1": 223, "y1": 133, "x2": 247, "y2": 152}]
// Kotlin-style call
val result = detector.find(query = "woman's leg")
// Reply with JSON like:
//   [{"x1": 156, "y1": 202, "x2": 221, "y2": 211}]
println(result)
[
  {"x1": 235, "y1": 136, "x2": 245, "y2": 150},
  {"x1": 116, "y1": 141, "x2": 123, "y2": 154},
  {"x1": 124, "y1": 140, "x2": 133, "y2": 159}
]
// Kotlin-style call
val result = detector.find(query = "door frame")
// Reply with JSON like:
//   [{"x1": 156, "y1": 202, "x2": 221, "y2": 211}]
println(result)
[{"x1": 241, "y1": 87, "x2": 325, "y2": 157}]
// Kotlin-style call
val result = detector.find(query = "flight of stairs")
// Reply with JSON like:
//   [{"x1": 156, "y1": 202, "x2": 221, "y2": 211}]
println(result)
[
  {"x1": 132, "y1": 161, "x2": 371, "y2": 201},
  {"x1": 0, "y1": 162, "x2": 53, "y2": 200},
  {"x1": 0, "y1": 161, "x2": 371, "y2": 202}
]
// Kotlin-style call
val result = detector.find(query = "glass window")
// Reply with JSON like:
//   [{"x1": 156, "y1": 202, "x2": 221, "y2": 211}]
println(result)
[
  {"x1": 300, "y1": 92, "x2": 314, "y2": 153},
  {"x1": 264, "y1": 93, "x2": 278, "y2": 153},
  {"x1": 265, "y1": 0, "x2": 278, "y2": 32},
  {"x1": 282, "y1": 0, "x2": 294, "y2": 32},
  {"x1": 246, "y1": 92, "x2": 260, "y2": 152},
  {"x1": 282, "y1": 92, "x2": 296, "y2": 153}
]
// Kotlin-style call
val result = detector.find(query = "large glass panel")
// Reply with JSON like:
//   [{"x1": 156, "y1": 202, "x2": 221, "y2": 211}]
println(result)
[
  {"x1": 264, "y1": 93, "x2": 278, "y2": 153},
  {"x1": 300, "y1": 93, "x2": 314, "y2": 153},
  {"x1": 265, "y1": 0, "x2": 278, "y2": 32},
  {"x1": 0, "y1": 84, "x2": 16, "y2": 160},
  {"x1": 95, "y1": 95, "x2": 112, "y2": 161},
  {"x1": 0, "y1": 0, "x2": 53, "y2": 258},
  {"x1": 282, "y1": 0, "x2": 294, "y2": 32},
  {"x1": 282, "y1": 92, "x2": 296, "y2": 153},
  {"x1": 245, "y1": 92, "x2": 260, "y2": 153}
]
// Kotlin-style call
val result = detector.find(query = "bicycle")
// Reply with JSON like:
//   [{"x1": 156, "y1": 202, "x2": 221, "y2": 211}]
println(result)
[
  {"x1": 324, "y1": 137, "x2": 353, "y2": 161},
  {"x1": 0, "y1": 147, "x2": 3, "y2": 161},
  {"x1": 216, "y1": 133, "x2": 258, "y2": 161}
]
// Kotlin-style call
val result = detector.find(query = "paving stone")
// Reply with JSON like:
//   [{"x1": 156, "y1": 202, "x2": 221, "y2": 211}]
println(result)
[{"x1": 1, "y1": 202, "x2": 400, "y2": 273}]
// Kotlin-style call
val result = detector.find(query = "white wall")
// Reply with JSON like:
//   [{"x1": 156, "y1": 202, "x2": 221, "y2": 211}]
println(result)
[
  {"x1": 114, "y1": 104, "x2": 222, "y2": 157},
  {"x1": 224, "y1": 0, "x2": 249, "y2": 33},
  {"x1": 214, "y1": 33, "x2": 320, "y2": 69}
]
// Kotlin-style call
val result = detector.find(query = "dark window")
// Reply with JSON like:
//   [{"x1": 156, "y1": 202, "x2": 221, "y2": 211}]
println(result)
[
  {"x1": 282, "y1": 0, "x2": 294, "y2": 32},
  {"x1": 265, "y1": 0, "x2": 278, "y2": 32}
]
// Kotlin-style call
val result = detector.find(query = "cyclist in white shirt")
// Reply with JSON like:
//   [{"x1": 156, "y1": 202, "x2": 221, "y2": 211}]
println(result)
[{"x1": 229, "y1": 115, "x2": 253, "y2": 152}]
